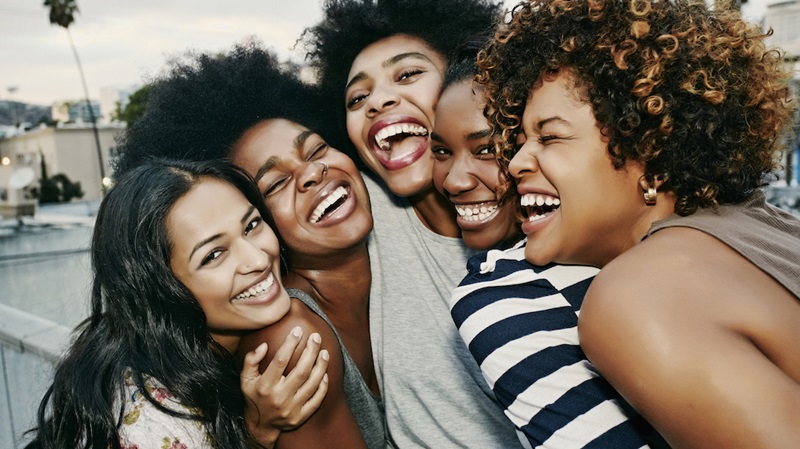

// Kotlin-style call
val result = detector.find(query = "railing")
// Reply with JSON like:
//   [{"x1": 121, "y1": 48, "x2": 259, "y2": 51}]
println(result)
[{"x1": 0, "y1": 304, "x2": 72, "y2": 449}]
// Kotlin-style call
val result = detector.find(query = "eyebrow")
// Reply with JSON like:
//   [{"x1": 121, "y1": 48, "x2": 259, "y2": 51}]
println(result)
[
  {"x1": 430, "y1": 128, "x2": 492, "y2": 143},
  {"x1": 188, "y1": 205, "x2": 256, "y2": 262},
  {"x1": 253, "y1": 130, "x2": 316, "y2": 183},
  {"x1": 537, "y1": 116, "x2": 571, "y2": 129},
  {"x1": 345, "y1": 52, "x2": 435, "y2": 92}
]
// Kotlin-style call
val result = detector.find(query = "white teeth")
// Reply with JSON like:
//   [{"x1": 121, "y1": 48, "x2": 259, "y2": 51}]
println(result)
[
  {"x1": 520, "y1": 193, "x2": 560, "y2": 207},
  {"x1": 374, "y1": 123, "x2": 428, "y2": 150},
  {"x1": 454, "y1": 203, "x2": 499, "y2": 222},
  {"x1": 310, "y1": 186, "x2": 348, "y2": 224},
  {"x1": 234, "y1": 272, "x2": 275, "y2": 301}
]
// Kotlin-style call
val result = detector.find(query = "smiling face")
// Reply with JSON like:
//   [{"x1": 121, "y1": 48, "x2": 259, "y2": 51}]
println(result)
[
  {"x1": 168, "y1": 177, "x2": 291, "y2": 352},
  {"x1": 508, "y1": 71, "x2": 649, "y2": 268},
  {"x1": 431, "y1": 81, "x2": 520, "y2": 250},
  {"x1": 345, "y1": 34, "x2": 446, "y2": 197},
  {"x1": 232, "y1": 119, "x2": 372, "y2": 262}
]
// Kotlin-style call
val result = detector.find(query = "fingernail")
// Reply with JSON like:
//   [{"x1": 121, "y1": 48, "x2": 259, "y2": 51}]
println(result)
[
  {"x1": 310, "y1": 333, "x2": 321, "y2": 344},
  {"x1": 292, "y1": 326, "x2": 302, "y2": 337},
  {"x1": 258, "y1": 342, "x2": 267, "y2": 352},
  {"x1": 323, "y1": 373, "x2": 329, "y2": 383},
  {"x1": 321, "y1": 349, "x2": 329, "y2": 361}
]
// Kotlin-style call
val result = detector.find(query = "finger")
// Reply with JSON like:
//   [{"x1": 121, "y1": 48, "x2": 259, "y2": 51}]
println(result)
[
  {"x1": 293, "y1": 348, "x2": 330, "y2": 405},
  {"x1": 299, "y1": 372, "x2": 329, "y2": 421},
  {"x1": 261, "y1": 326, "x2": 304, "y2": 382},
  {"x1": 283, "y1": 332, "x2": 322, "y2": 390},
  {"x1": 240, "y1": 342, "x2": 268, "y2": 384}
]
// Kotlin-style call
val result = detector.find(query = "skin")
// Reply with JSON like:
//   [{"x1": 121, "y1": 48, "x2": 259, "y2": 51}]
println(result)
[
  {"x1": 432, "y1": 80, "x2": 520, "y2": 250},
  {"x1": 509, "y1": 70, "x2": 800, "y2": 448},
  {"x1": 345, "y1": 34, "x2": 459, "y2": 237},
  {"x1": 233, "y1": 119, "x2": 377, "y2": 395},
  {"x1": 166, "y1": 177, "x2": 332, "y2": 446},
  {"x1": 168, "y1": 177, "x2": 292, "y2": 352},
  {"x1": 507, "y1": 72, "x2": 659, "y2": 267}
]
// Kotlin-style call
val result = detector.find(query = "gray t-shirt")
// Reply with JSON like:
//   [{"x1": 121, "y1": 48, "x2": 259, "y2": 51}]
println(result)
[
  {"x1": 363, "y1": 174, "x2": 522, "y2": 448},
  {"x1": 287, "y1": 288, "x2": 387, "y2": 449}
]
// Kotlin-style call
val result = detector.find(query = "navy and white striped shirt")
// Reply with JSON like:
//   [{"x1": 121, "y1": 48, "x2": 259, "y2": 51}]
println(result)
[{"x1": 450, "y1": 239, "x2": 659, "y2": 449}]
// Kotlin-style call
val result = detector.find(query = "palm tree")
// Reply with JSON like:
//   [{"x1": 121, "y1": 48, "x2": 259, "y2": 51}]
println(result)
[{"x1": 44, "y1": 0, "x2": 106, "y2": 195}]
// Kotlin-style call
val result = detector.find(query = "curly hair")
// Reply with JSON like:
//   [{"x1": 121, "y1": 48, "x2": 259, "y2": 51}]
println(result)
[
  {"x1": 113, "y1": 39, "x2": 331, "y2": 178},
  {"x1": 300, "y1": 0, "x2": 504, "y2": 162},
  {"x1": 480, "y1": 0, "x2": 793, "y2": 215}
]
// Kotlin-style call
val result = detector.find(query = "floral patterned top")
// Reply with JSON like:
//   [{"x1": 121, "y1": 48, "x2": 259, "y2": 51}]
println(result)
[{"x1": 117, "y1": 370, "x2": 215, "y2": 449}]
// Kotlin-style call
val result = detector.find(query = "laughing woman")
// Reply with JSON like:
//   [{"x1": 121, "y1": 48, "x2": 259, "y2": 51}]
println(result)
[
  {"x1": 113, "y1": 41, "x2": 384, "y2": 448},
  {"x1": 482, "y1": 1, "x2": 800, "y2": 447},
  {"x1": 27, "y1": 160, "x2": 333, "y2": 449}
]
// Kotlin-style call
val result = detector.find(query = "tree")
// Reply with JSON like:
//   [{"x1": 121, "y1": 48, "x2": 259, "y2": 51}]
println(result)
[
  {"x1": 44, "y1": 0, "x2": 106, "y2": 195},
  {"x1": 115, "y1": 85, "x2": 151, "y2": 127}
]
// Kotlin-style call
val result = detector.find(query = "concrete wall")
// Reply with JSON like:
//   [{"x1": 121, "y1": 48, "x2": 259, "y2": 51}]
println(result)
[{"x1": 0, "y1": 304, "x2": 72, "y2": 449}]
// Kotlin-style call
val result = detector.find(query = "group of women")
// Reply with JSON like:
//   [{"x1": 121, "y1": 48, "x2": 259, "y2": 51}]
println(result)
[{"x1": 28, "y1": 0, "x2": 800, "y2": 448}]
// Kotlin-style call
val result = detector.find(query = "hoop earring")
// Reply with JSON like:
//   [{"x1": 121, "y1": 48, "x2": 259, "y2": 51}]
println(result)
[
  {"x1": 643, "y1": 185, "x2": 657, "y2": 206},
  {"x1": 317, "y1": 161, "x2": 328, "y2": 176}
]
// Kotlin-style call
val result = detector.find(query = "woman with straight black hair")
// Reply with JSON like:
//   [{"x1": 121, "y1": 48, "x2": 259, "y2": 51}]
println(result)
[{"x1": 26, "y1": 159, "x2": 345, "y2": 449}]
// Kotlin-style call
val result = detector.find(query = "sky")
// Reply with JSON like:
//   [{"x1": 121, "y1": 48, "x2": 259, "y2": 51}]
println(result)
[{"x1": 0, "y1": 0, "x2": 771, "y2": 107}]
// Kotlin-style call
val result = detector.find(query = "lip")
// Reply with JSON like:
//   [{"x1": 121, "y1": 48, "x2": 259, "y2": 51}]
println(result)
[
  {"x1": 452, "y1": 200, "x2": 502, "y2": 231},
  {"x1": 517, "y1": 186, "x2": 561, "y2": 236},
  {"x1": 367, "y1": 116, "x2": 430, "y2": 171},
  {"x1": 232, "y1": 271, "x2": 280, "y2": 305},
  {"x1": 307, "y1": 180, "x2": 357, "y2": 227}
]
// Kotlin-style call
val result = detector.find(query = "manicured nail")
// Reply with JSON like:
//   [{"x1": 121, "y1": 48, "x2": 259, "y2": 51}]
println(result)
[
  {"x1": 323, "y1": 373, "x2": 329, "y2": 383},
  {"x1": 310, "y1": 333, "x2": 321, "y2": 344},
  {"x1": 292, "y1": 326, "x2": 302, "y2": 337},
  {"x1": 320, "y1": 349, "x2": 329, "y2": 362}
]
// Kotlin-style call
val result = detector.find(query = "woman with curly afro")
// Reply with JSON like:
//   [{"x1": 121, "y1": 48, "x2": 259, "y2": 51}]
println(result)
[
  {"x1": 481, "y1": 1, "x2": 800, "y2": 448},
  {"x1": 302, "y1": 1, "x2": 524, "y2": 447}
]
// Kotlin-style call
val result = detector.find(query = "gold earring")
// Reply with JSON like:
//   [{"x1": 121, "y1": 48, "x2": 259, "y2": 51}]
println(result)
[{"x1": 643, "y1": 184, "x2": 657, "y2": 206}]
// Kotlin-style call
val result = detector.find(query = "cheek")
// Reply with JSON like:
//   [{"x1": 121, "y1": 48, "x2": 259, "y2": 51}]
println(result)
[{"x1": 431, "y1": 160, "x2": 450, "y2": 193}]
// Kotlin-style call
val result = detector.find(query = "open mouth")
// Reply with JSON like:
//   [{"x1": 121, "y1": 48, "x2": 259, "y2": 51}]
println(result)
[
  {"x1": 233, "y1": 272, "x2": 275, "y2": 301},
  {"x1": 374, "y1": 123, "x2": 428, "y2": 151},
  {"x1": 454, "y1": 202, "x2": 500, "y2": 222},
  {"x1": 520, "y1": 193, "x2": 561, "y2": 222},
  {"x1": 310, "y1": 186, "x2": 349, "y2": 224}
]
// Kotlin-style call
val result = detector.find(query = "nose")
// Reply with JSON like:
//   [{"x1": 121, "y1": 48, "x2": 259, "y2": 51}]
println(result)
[
  {"x1": 366, "y1": 85, "x2": 399, "y2": 116},
  {"x1": 238, "y1": 240, "x2": 270, "y2": 274},
  {"x1": 508, "y1": 140, "x2": 539, "y2": 180},
  {"x1": 297, "y1": 160, "x2": 327, "y2": 192},
  {"x1": 442, "y1": 156, "x2": 477, "y2": 197}
]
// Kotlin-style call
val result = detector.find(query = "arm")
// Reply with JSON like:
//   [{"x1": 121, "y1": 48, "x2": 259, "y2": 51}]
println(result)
[
  {"x1": 239, "y1": 298, "x2": 368, "y2": 449},
  {"x1": 578, "y1": 231, "x2": 800, "y2": 449}
]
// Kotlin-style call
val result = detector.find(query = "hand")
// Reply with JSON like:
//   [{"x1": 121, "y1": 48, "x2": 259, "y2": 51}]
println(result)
[{"x1": 241, "y1": 326, "x2": 330, "y2": 446}]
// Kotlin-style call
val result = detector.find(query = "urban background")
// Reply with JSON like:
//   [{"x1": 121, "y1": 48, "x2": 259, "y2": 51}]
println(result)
[{"x1": 1, "y1": 0, "x2": 799, "y2": 448}]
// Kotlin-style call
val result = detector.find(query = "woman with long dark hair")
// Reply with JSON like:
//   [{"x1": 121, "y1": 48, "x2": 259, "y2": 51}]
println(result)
[{"x1": 26, "y1": 159, "x2": 367, "y2": 449}]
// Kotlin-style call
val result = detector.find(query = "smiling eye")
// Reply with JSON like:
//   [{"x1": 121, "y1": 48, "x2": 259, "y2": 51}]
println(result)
[
  {"x1": 201, "y1": 249, "x2": 224, "y2": 267},
  {"x1": 244, "y1": 216, "x2": 262, "y2": 235},
  {"x1": 538, "y1": 135, "x2": 559, "y2": 144},
  {"x1": 397, "y1": 68, "x2": 423, "y2": 82},
  {"x1": 476, "y1": 145, "x2": 496, "y2": 159},
  {"x1": 306, "y1": 142, "x2": 329, "y2": 161},
  {"x1": 347, "y1": 93, "x2": 368, "y2": 110},
  {"x1": 263, "y1": 177, "x2": 288, "y2": 197}
]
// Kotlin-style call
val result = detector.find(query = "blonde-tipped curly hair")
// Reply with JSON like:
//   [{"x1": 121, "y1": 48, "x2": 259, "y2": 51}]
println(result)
[{"x1": 480, "y1": 0, "x2": 793, "y2": 215}]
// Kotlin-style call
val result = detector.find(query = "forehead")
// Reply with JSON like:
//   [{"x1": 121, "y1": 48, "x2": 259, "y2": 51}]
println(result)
[
  {"x1": 168, "y1": 178, "x2": 248, "y2": 247},
  {"x1": 233, "y1": 119, "x2": 309, "y2": 173},
  {"x1": 434, "y1": 81, "x2": 487, "y2": 136},
  {"x1": 348, "y1": 34, "x2": 446, "y2": 79}
]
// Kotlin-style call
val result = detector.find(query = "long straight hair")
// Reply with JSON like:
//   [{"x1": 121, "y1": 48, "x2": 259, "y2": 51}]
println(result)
[{"x1": 28, "y1": 158, "x2": 273, "y2": 449}]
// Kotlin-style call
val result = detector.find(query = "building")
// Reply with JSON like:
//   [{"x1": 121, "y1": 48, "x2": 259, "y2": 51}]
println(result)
[
  {"x1": 764, "y1": 0, "x2": 800, "y2": 59},
  {"x1": 100, "y1": 85, "x2": 139, "y2": 123},
  {"x1": 51, "y1": 100, "x2": 102, "y2": 124},
  {"x1": 0, "y1": 123, "x2": 125, "y2": 211}
]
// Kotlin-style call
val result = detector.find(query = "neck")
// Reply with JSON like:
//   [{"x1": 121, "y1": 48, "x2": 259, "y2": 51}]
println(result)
[
  {"x1": 285, "y1": 242, "x2": 378, "y2": 394},
  {"x1": 409, "y1": 188, "x2": 461, "y2": 238}
]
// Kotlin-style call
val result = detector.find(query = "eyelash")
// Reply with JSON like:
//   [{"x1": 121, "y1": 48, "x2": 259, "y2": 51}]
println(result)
[
  {"x1": 538, "y1": 135, "x2": 558, "y2": 144},
  {"x1": 199, "y1": 216, "x2": 262, "y2": 267},
  {"x1": 346, "y1": 68, "x2": 426, "y2": 109}
]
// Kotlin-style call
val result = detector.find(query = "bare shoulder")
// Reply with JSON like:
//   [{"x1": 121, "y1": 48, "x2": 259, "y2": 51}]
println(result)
[
  {"x1": 579, "y1": 227, "x2": 800, "y2": 448},
  {"x1": 238, "y1": 296, "x2": 343, "y2": 375}
]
